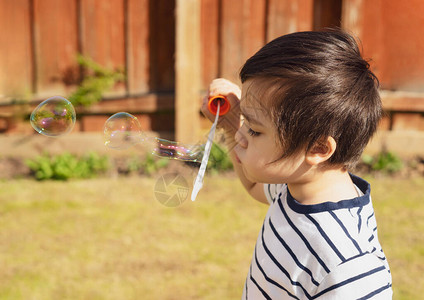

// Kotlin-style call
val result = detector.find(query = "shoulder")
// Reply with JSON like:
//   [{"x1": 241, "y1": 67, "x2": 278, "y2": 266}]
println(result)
[{"x1": 313, "y1": 252, "x2": 392, "y2": 299}]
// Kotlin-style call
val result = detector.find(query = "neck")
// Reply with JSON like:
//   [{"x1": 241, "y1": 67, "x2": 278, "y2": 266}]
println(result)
[{"x1": 287, "y1": 168, "x2": 358, "y2": 205}]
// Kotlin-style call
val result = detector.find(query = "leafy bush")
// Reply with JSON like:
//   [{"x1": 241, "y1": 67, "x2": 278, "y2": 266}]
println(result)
[
  {"x1": 26, "y1": 152, "x2": 109, "y2": 180},
  {"x1": 125, "y1": 143, "x2": 232, "y2": 176},
  {"x1": 68, "y1": 55, "x2": 125, "y2": 107},
  {"x1": 126, "y1": 153, "x2": 169, "y2": 175},
  {"x1": 362, "y1": 151, "x2": 403, "y2": 174},
  {"x1": 207, "y1": 143, "x2": 233, "y2": 173}
]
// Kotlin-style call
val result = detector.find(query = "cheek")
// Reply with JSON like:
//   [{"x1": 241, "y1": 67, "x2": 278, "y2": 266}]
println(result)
[
  {"x1": 249, "y1": 139, "x2": 282, "y2": 161},
  {"x1": 243, "y1": 144, "x2": 275, "y2": 168}
]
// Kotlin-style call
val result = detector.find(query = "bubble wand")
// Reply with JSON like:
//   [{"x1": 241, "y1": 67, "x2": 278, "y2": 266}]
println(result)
[{"x1": 191, "y1": 96, "x2": 230, "y2": 201}]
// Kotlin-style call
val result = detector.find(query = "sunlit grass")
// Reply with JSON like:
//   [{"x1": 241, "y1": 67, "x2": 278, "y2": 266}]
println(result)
[
  {"x1": 0, "y1": 175, "x2": 266, "y2": 300},
  {"x1": 365, "y1": 176, "x2": 424, "y2": 300},
  {"x1": 0, "y1": 175, "x2": 422, "y2": 299}
]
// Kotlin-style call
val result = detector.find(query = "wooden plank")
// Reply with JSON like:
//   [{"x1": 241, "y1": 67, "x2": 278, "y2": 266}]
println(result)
[
  {"x1": 267, "y1": 0, "x2": 313, "y2": 41},
  {"x1": 378, "y1": 115, "x2": 391, "y2": 131},
  {"x1": 148, "y1": 0, "x2": 176, "y2": 91},
  {"x1": 69, "y1": 111, "x2": 174, "y2": 133},
  {"x1": 80, "y1": 0, "x2": 126, "y2": 97},
  {"x1": 342, "y1": 0, "x2": 384, "y2": 84},
  {"x1": 379, "y1": 0, "x2": 424, "y2": 91},
  {"x1": 33, "y1": 0, "x2": 79, "y2": 98},
  {"x1": 243, "y1": 0, "x2": 267, "y2": 59},
  {"x1": 381, "y1": 92, "x2": 424, "y2": 112},
  {"x1": 343, "y1": 0, "x2": 424, "y2": 92},
  {"x1": 208, "y1": 0, "x2": 267, "y2": 83},
  {"x1": 313, "y1": 0, "x2": 342, "y2": 30},
  {"x1": 200, "y1": 0, "x2": 220, "y2": 88},
  {"x1": 6, "y1": 91, "x2": 418, "y2": 117},
  {"x1": 0, "y1": 0, "x2": 33, "y2": 101},
  {"x1": 175, "y1": 0, "x2": 201, "y2": 143},
  {"x1": 147, "y1": 112, "x2": 175, "y2": 132},
  {"x1": 79, "y1": 94, "x2": 175, "y2": 114},
  {"x1": 0, "y1": 94, "x2": 175, "y2": 115},
  {"x1": 126, "y1": 0, "x2": 150, "y2": 95},
  {"x1": 220, "y1": 0, "x2": 244, "y2": 83},
  {"x1": 392, "y1": 113, "x2": 424, "y2": 131},
  {"x1": 298, "y1": 0, "x2": 314, "y2": 31},
  {"x1": 366, "y1": 130, "x2": 424, "y2": 157}
]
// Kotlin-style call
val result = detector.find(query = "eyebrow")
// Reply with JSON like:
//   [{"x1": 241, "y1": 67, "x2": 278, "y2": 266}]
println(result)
[{"x1": 240, "y1": 107, "x2": 264, "y2": 127}]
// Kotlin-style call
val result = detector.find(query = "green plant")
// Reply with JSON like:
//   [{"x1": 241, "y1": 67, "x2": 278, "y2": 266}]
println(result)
[
  {"x1": 207, "y1": 143, "x2": 233, "y2": 173},
  {"x1": 362, "y1": 151, "x2": 403, "y2": 174},
  {"x1": 126, "y1": 153, "x2": 169, "y2": 175},
  {"x1": 68, "y1": 54, "x2": 125, "y2": 107},
  {"x1": 26, "y1": 152, "x2": 109, "y2": 180}
]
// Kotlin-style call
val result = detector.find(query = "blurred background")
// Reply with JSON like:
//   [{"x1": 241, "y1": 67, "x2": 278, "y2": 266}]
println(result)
[
  {"x1": 0, "y1": 0, "x2": 423, "y2": 154},
  {"x1": 0, "y1": 1, "x2": 423, "y2": 299}
]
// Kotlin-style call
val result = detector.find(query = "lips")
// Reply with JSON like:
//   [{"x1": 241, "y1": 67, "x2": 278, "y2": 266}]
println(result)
[{"x1": 234, "y1": 152, "x2": 242, "y2": 164}]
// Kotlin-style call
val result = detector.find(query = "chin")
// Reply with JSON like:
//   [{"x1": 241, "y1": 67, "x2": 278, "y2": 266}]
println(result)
[
  {"x1": 243, "y1": 168, "x2": 255, "y2": 182},
  {"x1": 244, "y1": 168, "x2": 264, "y2": 183}
]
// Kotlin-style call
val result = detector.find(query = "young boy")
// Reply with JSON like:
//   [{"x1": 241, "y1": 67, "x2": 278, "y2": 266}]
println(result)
[{"x1": 201, "y1": 30, "x2": 392, "y2": 299}]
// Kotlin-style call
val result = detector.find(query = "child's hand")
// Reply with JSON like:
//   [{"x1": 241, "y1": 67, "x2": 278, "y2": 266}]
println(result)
[{"x1": 201, "y1": 78, "x2": 242, "y2": 134}]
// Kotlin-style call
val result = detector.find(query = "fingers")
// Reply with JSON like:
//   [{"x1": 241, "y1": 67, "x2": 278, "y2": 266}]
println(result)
[
  {"x1": 200, "y1": 95, "x2": 214, "y2": 121},
  {"x1": 207, "y1": 78, "x2": 241, "y2": 117},
  {"x1": 202, "y1": 79, "x2": 240, "y2": 117},
  {"x1": 208, "y1": 78, "x2": 242, "y2": 100},
  {"x1": 201, "y1": 78, "x2": 242, "y2": 133}
]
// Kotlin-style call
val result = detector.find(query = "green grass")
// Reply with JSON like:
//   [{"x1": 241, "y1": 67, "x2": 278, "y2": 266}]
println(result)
[
  {"x1": 364, "y1": 176, "x2": 424, "y2": 300},
  {"x1": 0, "y1": 175, "x2": 422, "y2": 299}
]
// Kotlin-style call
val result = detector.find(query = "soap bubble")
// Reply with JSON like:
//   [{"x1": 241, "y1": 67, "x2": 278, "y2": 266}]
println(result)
[
  {"x1": 153, "y1": 138, "x2": 204, "y2": 162},
  {"x1": 30, "y1": 96, "x2": 76, "y2": 137},
  {"x1": 103, "y1": 112, "x2": 143, "y2": 150},
  {"x1": 104, "y1": 112, "x2": 204, "y2": 162}
]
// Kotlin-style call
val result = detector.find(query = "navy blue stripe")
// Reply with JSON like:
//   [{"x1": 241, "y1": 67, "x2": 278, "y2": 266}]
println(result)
[
  {"x1": 254, "y1": 247, "x2": 299, "y2": 299},
  {"x1": 277, "y1": 197, "x2": 330, "y2": 273},
  {"x1": 366, "y1": 211, "x2": 375, "y2": 226},
  {"x1": 372, "y1": 248, "x2": 386, "y2": 261},
  {"x1": 368, "y1": 234, "x2": 375, "y2": 242},
  {"x1": 245, "y1": 266, "x2": 250, "y2": 300},
  {"x1": 267, "y1": 184, "x2": 273, "y2": 202},
  {"x1": 312, "y1": 265, "x2": 386, "y2": 299},
  {"x1": 268, "y1": 218, "x2": 320, "y2": 286},
  {"x1": 357, "y1": 283, "x2": 392, "y2": 300},
  {"x1": 373, "y1": 226, "x2": 378, "y2": 232},
  {"x1": 261, "y1": 225, "x2": 313, "y2": 299},
  {"x1": 357, "y1": 206, "x2": 363, "y2": 232},
  {"x1": 306, "y1": 214, "x2": 346, "y2": 261},
  {"x1": 250, "y1": 273, "x2": 272, "y2": 300},
  {"x1": 286, "y1": 174, "x2": 370, "y2": 214},
  {"x1": 329, "y1": 211, "x2": 362, "y2": 254},
  {"x1": 339, "y1": 252, "x2": 370, "y2": 265}
]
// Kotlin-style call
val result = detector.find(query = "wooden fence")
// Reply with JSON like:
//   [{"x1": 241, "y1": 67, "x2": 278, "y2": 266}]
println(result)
[
  {"x1": 0, "y1": 0, "x2": 423, "y2": 143},
  {"x1": 0, "y1": 0, "x2": 176, "y2": 137}
]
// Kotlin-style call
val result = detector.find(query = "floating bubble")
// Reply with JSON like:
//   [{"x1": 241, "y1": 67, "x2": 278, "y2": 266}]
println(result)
[
  {"x1": 104, "y1": 112, "x2": 204, "y2": 162},
  {"x1": 30, "y1": 96, "x2": 76, "y2": 137},
  {"x1": 153, "y1": 138, "x2": 204, "y2": 162},
  {"x1": 103, "y1": 112, "x2": 143, "y2": 150}
]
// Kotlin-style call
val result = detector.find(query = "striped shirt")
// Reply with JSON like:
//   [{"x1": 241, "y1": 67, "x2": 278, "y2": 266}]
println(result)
[{"x1": 242, "y1": 174, "x2": 392, "y2": 299}]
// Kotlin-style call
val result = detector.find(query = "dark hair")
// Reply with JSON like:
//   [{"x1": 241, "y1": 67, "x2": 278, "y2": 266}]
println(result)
[{"x1": 239, "y1": 29, "x2": 382, "y2": 167}]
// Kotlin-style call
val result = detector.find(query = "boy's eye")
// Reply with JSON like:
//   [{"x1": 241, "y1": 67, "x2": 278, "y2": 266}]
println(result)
[{"x1": 247, "y1": 128, "x2": 261, "y2": 137}]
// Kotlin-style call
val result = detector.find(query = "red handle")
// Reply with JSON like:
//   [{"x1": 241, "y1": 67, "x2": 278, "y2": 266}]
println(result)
[{"x1": 207, "y1": 96, "x2": 231, "y2": 116}]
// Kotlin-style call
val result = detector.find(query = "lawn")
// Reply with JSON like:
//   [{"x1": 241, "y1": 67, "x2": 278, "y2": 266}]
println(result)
[{"x1": 0, "y1": 174, "x2": 423, "y2": 299}]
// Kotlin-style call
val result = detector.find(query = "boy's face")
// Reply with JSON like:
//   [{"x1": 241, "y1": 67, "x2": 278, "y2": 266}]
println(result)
[{"x1": 233, "y1": 80, "x2": 308, "y2": 184}]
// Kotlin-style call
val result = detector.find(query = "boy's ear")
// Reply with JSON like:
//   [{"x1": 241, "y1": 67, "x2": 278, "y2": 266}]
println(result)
[{"x1": 305, "y1": 136, "x2": 337, "y2": 166}]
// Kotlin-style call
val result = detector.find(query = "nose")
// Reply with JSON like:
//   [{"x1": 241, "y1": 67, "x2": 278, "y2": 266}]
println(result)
[{"x1": 235, "y1": 129, "x2": 248, "y2": 149}]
